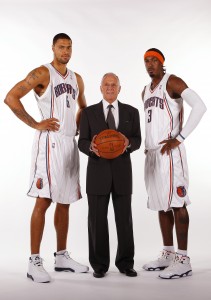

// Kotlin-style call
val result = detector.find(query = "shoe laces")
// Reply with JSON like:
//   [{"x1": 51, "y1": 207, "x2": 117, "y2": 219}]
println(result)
[
  {"x1": 31, "y1": 256, "x2": 44, "y2": 267},
  {"x1": 63, "y1": 251, "x2": 83, "y2": 266},
  {"x1": 167, "y1": 254, "x2": 186, "y2": 269},
  {"x1": 174, "y1": 253, "x2": 187, "y2": 264},
  {"x1": 158, "y1": 250, "x2": 173, "y2": 260},
  {"x1": 63, "y1": 251, "x2": 72, "y2": 260}
]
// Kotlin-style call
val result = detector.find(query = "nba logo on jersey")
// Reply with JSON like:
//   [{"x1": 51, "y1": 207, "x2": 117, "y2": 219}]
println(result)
[
  {"x1": 177, "y1": 186, "x2": 186, "y2": 197},
  {"x1": 66, "y1": 96, "x2": 70, "y2": 108}
]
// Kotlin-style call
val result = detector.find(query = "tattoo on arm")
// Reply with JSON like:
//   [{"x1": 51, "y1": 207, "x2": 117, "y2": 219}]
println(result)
[
  {"x1": 18, "y1": 85, "x2": 28, "y2": 92},
  {"x1": 23, "y1": 69, "x2": 43, "y2": 88},
  {"x1": 11, "y1": 107, "x2": 37, "y2": 128}
]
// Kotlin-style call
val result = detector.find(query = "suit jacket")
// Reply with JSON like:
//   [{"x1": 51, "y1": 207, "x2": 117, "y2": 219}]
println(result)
[{"x1": 78, "y1": 101, "x2": 141, "y2": 195}]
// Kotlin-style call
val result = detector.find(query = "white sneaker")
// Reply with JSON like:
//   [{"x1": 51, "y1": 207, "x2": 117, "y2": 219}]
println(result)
[
  {"x1": 159, "y1": 253, "x2": 192, "y2": 279},
  {"x1": 27, "y1": 256, "x2": 51, "y2": 283},
  {"x1": 143, "y1": 250, "x2": 175, "y2": 271},
  {"x1": 54, "y1": 251, "x2": 89, "y2": 273}
]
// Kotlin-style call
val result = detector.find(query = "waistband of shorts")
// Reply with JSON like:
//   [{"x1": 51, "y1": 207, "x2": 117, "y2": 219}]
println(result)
[
  {"x1": 145, "y1": 146, "x2": 161, "y2": 152},
  {"x1": 37, "y1": 130, "x2": 76, "y2": 139}
]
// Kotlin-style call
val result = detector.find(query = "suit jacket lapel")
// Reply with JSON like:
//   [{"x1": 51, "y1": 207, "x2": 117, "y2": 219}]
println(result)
[
  {"x1": 118, "y1": 101, "x2": 129, "y2": 131},
  {"x1": 94, "y1": 101, "x2": 108, "y2": 130}
]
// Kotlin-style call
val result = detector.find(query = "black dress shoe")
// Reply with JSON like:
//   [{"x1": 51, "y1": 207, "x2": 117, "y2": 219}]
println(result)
[
  {"x1": 120, "y1": 268, "x2": 137, "y2": 277},
  {"x1": 93, "y1": 270, "x2": 105, "y2": 278}
]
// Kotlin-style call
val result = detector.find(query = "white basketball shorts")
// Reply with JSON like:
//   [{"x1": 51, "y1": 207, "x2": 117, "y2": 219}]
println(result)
[
  {"x1": 145, "y1": 144, "x2": 190, "y2": 212},
  {"x1": 27, "y1": 130, "x2": 82, "y2": 204}
]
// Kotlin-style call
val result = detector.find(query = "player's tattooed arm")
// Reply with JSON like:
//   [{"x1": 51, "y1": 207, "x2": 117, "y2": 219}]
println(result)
[
  {"x1": 9, "y1": 106, "x2": 60, "y2": 131},
  {"x1": 23, "y1": 68, "x2": 43, "y2": 88},
  {"x1": 4, "y1": 66, "x2": 60, "y2": 130},
  {"x1": 10, "y1": 106, "x2": 38, "y2": 128}
]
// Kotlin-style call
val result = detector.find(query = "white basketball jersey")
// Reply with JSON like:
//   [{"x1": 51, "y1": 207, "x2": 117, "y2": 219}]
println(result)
[
  {"x1": 143, "y1": 73, "x2": 183, "y2": 150},
  {"x1": 27, "y1": 64, "x2": 81, "y2": 204},
  {"x1": 34, "y1": 63, "x2": 79, "y2": 137},
  {"x1": 143, "y1": 73, "x2": 190, "y2": 211}
]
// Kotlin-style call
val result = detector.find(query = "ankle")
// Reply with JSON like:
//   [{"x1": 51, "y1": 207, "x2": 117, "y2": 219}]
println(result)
[{"x1": 177, "y1": 249, "x2": 188, "y2": 256}]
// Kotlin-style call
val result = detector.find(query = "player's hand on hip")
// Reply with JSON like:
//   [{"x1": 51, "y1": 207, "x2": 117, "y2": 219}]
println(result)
[
  {"x1": 35, "y1": 118, "x2": 60, "y2": 131},
  {"x1": 159, "y1": 138, "x2": 181, "y2": 155},
  {"x1": 90, "y1": 135, "x2": 100, "y2": 157},
  {"x1": 119, "y1": 132, "x2": 129, "y2": 153}
]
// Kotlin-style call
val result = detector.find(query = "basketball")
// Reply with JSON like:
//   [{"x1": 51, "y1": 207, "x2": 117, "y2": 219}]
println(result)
[{"x1": 95, "y1": 129, "x2": 125, "y2": 159}]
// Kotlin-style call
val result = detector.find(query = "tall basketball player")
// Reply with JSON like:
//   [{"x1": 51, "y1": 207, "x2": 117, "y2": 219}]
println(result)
[
  {"x1": 142, "y1": 48, "x2": 206, "y2": 279},
  {"x1": 4, "y1": 33, "x2": 88, "y2": 283}
]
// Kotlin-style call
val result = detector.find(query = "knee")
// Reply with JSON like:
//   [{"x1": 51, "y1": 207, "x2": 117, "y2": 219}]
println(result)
[
  {"x1": 34, "y1": 198, "x2": 51, "y2": 214},
  {"x1": 174, "y1": 207, "x2": 189, "y2": 224},
  {"x1": 56, "y1": 203, "x2": 70, "y2": 213}
]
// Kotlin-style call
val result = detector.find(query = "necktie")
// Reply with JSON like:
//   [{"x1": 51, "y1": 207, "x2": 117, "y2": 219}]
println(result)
[{"x1": 107, "y1": 105, "x2": 116, "y2": 130}]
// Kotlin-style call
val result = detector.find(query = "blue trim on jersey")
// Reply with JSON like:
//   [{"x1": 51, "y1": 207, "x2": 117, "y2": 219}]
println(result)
[
  {"x1": 50, "y1": 85, "x2": 53, "y2": 118},
  {"x1": 168, "y1": 150, "x2": 174, "y2": 209},
  {"x1": 164, "y1": 94, "x2": 174, "y2": 136},
  {"x1": 46, "y1": 133, "x2": 52, "y2": 199},
  {"x1": 27, "y1": 132, "x2": 42, "y2": 195},
  {"x1": 179, "y1": 133, "x2": 185, "y2": 140}
]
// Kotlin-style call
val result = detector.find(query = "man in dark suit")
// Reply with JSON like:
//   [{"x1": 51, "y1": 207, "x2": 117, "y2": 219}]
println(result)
[{"x1": 78, "y1": 73, "x2": 141, "y2": 278}]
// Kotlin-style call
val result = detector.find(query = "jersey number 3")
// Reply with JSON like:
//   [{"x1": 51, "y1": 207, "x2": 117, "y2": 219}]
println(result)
[{"x1": 148, "y1": 109, "x2": 152, "y2": 123}]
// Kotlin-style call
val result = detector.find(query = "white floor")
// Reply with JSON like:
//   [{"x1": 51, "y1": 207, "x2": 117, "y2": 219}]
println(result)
[{"x1": 1, "y1": 257, "x2": 211, "y2": 300}]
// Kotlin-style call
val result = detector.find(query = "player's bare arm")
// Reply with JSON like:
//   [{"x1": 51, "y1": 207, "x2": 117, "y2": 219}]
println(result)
[
  {"x1": 167, "y1": 75, "x2": 188, "y2": 99},
  {"x1": 159, "y1": 75, "x2": 188, "y2": 155},
  {"x1": 161, "y1": 74, "x2": 206, "y2": 155},
  {"x1": 4, "y1": 66, "x2": 60, "y2": 131},
  {"x1": 75, "y1": 72, "x2": 87, "y2": 132}
]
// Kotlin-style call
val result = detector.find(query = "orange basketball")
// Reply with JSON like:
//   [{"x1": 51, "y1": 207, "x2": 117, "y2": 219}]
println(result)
[{"x1": 95, "y1": 129, "x2": 125, "y2": 159}]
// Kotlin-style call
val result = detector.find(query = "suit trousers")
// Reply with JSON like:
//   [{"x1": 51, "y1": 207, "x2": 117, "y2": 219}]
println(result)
[{"x1": 87, "y1": 192, "x2": 134, "y2": 272}]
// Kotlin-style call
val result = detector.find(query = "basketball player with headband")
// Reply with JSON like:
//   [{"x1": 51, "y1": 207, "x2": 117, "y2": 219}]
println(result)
[{"x1": 142, "y1": 48, "x2": 206, "y2": 279}]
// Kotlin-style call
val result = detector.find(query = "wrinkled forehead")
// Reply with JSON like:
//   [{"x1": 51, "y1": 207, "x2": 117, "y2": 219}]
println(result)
[{"x1": 101, "y1": 73, "x2": 120, "y2": 85}]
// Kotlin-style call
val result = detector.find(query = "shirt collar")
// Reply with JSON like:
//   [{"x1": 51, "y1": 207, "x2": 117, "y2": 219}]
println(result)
[{"x1": 102, "y1": 99, "x2": 118, "y2": 111}]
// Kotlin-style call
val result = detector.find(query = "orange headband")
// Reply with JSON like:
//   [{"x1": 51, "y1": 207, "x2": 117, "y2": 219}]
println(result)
[{"x1": 144, "y1": 51, "x2": 164, "y2": 65}]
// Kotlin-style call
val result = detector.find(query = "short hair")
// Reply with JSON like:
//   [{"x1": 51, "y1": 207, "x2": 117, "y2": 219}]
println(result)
[
  {"x1": 101, "y1": 72, "x2": 120, "y2": 85},
  {"x1": 53, "y1": 33, "x2": 72, "y2": 45},
  {"x1": 145, "y1": 48, "x2": 165, "y2": 62}
]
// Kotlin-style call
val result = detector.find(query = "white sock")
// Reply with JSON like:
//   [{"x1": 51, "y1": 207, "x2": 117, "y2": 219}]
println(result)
[
  {"x1": 163, "y1": 246, "x2": 175, "y2": 253},
  {"x1": 177, "y1": 249, "x2": 187, "y2": 256},
  {"x1": 56, "y1": 250, "x2": 66, "y2": 255},
  {"x1": 31, "y1": 254, "x2": 40, "y2": 258}
]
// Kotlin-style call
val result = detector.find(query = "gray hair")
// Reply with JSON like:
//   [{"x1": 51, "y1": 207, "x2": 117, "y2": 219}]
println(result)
[{"x1": 101, "y1": 72, "x2": 120, "y2": 85}]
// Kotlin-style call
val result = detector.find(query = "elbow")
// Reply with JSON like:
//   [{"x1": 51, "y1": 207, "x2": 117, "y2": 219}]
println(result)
[
  {"x1": 200, "y1": 103, "x2": 207, "y2": 117},
  {"x1": 4, "y1": 94, "x2": 13, "y2": 107},
  {"x1": 195, "y1": 101, "x2": 207, "y2": 117},
  {"x1": 4, "y1": 96, "x2": 9, "y2": 106},
  {"x1": 203, "y1": 104, "x2": 207, "y2": 114}
]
